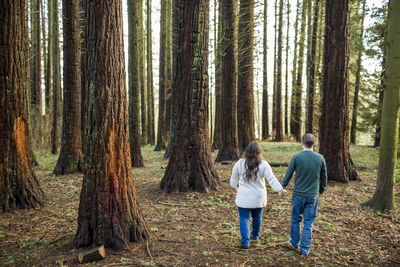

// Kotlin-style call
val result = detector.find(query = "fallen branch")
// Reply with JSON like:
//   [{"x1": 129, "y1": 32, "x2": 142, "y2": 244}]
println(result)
[
  {"x1": 269, "y1": 163, "x2": 289, "y2": 167},
  {"x1": 146, "y1": 242, "x2": 153, "y2": 261},
  {"x1": 157, "y1": 201, "x2": 187, "y2": 207}
]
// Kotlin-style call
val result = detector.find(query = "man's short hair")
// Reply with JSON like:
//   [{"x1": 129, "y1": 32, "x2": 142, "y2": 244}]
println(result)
[{"x1": 302, "y1": 133, "x2": 315, "y2": 148}]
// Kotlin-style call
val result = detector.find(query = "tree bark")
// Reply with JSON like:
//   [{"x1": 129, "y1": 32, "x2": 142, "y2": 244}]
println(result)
[
  {"x1": 54, "y1": 0, "x2": 82, "y2": 175},
  {"x1": 128, "y1": 0, "x2": 144, "y2": 167},
  {"x1": 140, "y1": 1, "x2": 148, "y2": 146},
  {"x1": 30, "y1": 0, "x2": 42, "y2": 148},
  {"x1": 146, "y1": 0, "x2": 155, "y2": 145},
  {"x1": 160, "y1": 0, "x2": 219, "y2": 193},
  {"x1": 74, "y1": 0, "x2": 150, "y2": 249},
  {"x1": 272, "y1": 0, "x2": 277, "y2": 135},
  {"x1": 350, "y1": 0, "x2": 366, "y2": 144},
  {"x1": 45, "y1": 0, "x2": 53, "y2": 116},
  {"x1": 155, "y1": 0, "x2": 169, "y2": 151},
  {"x1": 284, "y1": 0, "x2": 290, "y2": 137},
  {"x1": 0, "y1": 0, "x2": 45, "y2": 212},
  {"x1": 51, "y1": 0, "x2": 61, "y2": 154},
  {"x1": 363, "y1": 0, "x2": 399, "y2": 211},
  {"x1": 305, "y1": 0, "x2": 320, "y2": 134},
  {"x1": 215, "y1": 0, "x2": 239, "y2": 162},
  {"x1": 274, "y1": 0, "x2": 284, "y2": 141},
  {"x1": 164, "y1": 1, "x2": 173, "y2": 144},
  {"x1": 261, "y1": 0, "x2": 269, "y2": 140},
  {"x1": 237, "y1": 0, "x2": 255, "y2": 153},
  {"x1": 290, "y1": 0, "x2": 300, "y2": 137},
  {"x1": 319, "y1": 0, "x2": 359, "y2": 183}
]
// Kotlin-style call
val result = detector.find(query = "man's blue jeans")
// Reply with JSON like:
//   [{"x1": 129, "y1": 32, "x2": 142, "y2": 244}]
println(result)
[
  {"x1": 238, "y1": 207, "x2": 263, "y2": 247},
  {"x1": 290, "y1": 194, "x2": 318, "y2": 255}
]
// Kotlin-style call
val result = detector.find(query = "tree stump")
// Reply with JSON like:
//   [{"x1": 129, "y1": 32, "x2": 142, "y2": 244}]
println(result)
[{"x1": 77, "y1": 246, "x2": 106, "y2": 264}]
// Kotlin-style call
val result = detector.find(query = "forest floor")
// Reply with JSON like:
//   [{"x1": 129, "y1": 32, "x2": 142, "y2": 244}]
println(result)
[{"x1": 1, "y1": 143, "x2": 400, "y2": 266}]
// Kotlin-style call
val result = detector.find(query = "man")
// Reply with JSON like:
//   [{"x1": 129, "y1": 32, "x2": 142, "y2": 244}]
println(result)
[{"x1": 281, "y1": 133, "x2": 327, "y2": 255}]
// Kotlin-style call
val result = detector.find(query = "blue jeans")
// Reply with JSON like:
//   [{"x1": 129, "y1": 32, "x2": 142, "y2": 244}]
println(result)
[
  {"x1": 238, "y1": 207, "x2": 264, "y2": 247},
  {"x1": 290, "y1": 195, "x2": 318, "y2": 255}
]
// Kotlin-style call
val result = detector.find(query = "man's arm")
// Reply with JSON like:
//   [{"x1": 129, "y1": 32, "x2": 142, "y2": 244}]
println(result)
[
  {"x1": 319, "y1": 158, "x2": 327, "y2": 194},
  {"x1": 281, "y1": 156, "x2": 296, "y2": 188}
]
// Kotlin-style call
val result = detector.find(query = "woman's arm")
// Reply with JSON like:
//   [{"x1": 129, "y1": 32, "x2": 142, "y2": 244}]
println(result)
[{"x1": 263, "y1": 162, "x2": 284, "y2": 192}]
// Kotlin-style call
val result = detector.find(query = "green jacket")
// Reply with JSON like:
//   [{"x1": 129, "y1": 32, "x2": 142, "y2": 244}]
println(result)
[{"x1": 281, "y1": 150, "x2": 327, "y2": 199}]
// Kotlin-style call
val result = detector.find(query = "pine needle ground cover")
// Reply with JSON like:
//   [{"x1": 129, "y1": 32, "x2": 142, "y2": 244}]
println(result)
[{"x1": 0, "y1": 143, "x2": 399, "y2": 266}]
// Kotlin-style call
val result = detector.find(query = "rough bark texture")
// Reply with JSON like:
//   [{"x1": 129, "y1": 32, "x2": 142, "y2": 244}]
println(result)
[
  {"x1": 74, "y1": 0, "x2": 150, "y2": 249},
  {"x1": 292, "y1": 0, "x2": 307, "y2": 141},
  {"x1": 305, "y1": 0, "x2": 320, "y2": 134},
  {"x1": 164, "y1": 1, "x2": 173, "y2": 144},
  {"x1": 30, "y1": 0, "x2": 42, "y2": 148},
  {"x1": 274, "y1": 0, "x2": 284, "y2": 141},
  {"x1": 350, "y1": 0, "x2": 366, "y2": 144},
  {"x1": 140, "y1": 1, "x2": 147, "y2": 145},
  {"x1": 79, "y1": 0, "x2": 87, "y2": 148},
  {"x1": 146, "y1": 0, "x2": 155, "y2": 145},
  {"x1": 0, "y1": 0, "x2": 45, "y2": 212},
  {"x1": 272, "y1": 0, "x2": 277, "y2": 135},
  {"x1": 319, "y1": 0, "x2": 359, "y2": 183},
  {"x1": 363, "y1": 0, "x2": 399, "y2": 211},
  {"x1": 160, "y1": 0, "x2": 219, "y2": 193},
  {"x1": 164, "y1": 0, "x2": 180, "y2": 159},
  {"x1": 261, "y1": 0, "x2": 269, "y2": 140},
  {"x1": 290, "y1": 0, "x2": 300, "y2": 137},
  {"x1": 237, "y1": 0, "x2": 255, "y2": 153},
  {"x1": 215, "y1": 0, "x2": 239, "y2": 162},
  {"x1": 45, "y1": 0, "x2": 53, "y2": 116},
  {"x1": 128, "y1": 0, "x2": 144, "y2": 167},
  {"x1": 54, "y1": 0, "x2": 83, "y2": 175},
  {"x1": 284, "y1": 0, "x2": 290, "y2": 136},
  {"x1": 155, "y1": 0, "x2": 169, "y2": 151},
  {"x1": 51, "y1": 0, "x2": 61, "y2": 154},
  {"x1": 212, "y1": 0, "x2": 222, "y2": 149}
]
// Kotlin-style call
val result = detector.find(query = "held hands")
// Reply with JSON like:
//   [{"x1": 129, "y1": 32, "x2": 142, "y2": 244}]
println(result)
[
  {"x1": 279, "y1": 189, "x2": 288, "y2": 197},
  {"x1": 231, "y1": 187, "x2": 237, "y2": 194}
]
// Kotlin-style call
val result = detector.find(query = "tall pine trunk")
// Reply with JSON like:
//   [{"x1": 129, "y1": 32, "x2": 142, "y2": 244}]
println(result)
[
  {"x1": 155, "y1": 0, "x2": 169, "y2": 151},
  {"x1": 45, "y1": 0, "x2": 53, "y2": 116},
  {"x1": 146, "y1": 0, "x2": 155, "y2": 145},
  {"x1": 160, "y1": 0, "x2": 219, "y2": 193},
  {"x1": 350, "y1": 0, "x2": 366, "y2": 144},
  {"x1": 305, "y1": 0, "x2": 320, "y2": 134},
  {"x1": 128, "y1": 0, "x2": 144, "y2": 167},
  {"x1": 0, "y1": 0, "x2": 45, "y2": 211},
  {"x1": 51, "y1": 0, "x2": 61, "y2": 154},
  {"x1": 319, "y1": 0, "x2": 359, "y2": 183},
  {"x1": 140, "y1": 1, "x2": 148, "y2": 145},
  {"x1": 261, "y1": 0, "x2": 269, "y2": 140},
  {"x1": 363, "y1": 0, "x2": 399, "y2": 211},
  {"x1": 74, "y1": 0, "x2": 150, "y2": 249},
  {"x1": 30, "y1": 0, "x2": 42, "y2": 148},
  {"x1": 53, "y1": 0, "x2": 82, "y2": 175},
  {"x1": 237, "y1": 0, "x2": 255, "y2": 153},
  {"x1": 274, "y1": 0, "x2": 284, "y2": 141},
  {"x1": 215, "y1": 0, "x2": 239, "y2": 162},
  {"x1": 284, "y1": 0, "x2": 290, "y2": 136},
  {"x1": 290, "y1": 0, "x2": 300, "y2": 137},
  {"x1": 272, "y1": 0, "x2": 277, "y2": 134}
]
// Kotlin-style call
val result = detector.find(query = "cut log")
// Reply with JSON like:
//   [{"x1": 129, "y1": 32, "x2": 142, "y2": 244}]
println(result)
[
  {"x1": 221, "y1": 161, "x2": 233, "y2": 165},
  {"x1": 77, "y1": 245, "x2": 106, "y2": 264},
  {"x1": 269, "y1": 162, "x2": 289, "y2": 167}
]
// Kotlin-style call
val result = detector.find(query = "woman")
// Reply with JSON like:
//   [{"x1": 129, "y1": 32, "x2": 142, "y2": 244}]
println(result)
[{"x1": 230, "y1": 141, "x2": 286, "y2": 248}]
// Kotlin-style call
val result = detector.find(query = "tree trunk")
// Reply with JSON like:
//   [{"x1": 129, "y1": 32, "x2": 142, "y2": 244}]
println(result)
[
  {"x1": 45, "y1": 0, "x2": 53, "y2": 116},
  {"x1": 146, "y1": 0, "x2": 155, "y2": 145},
  {"x1": 0, "y1": 0, "x2": 45, "y2": 212},
  {"x1": 128, "y1": 0, "x2": 144, "y2": 167},
  {"x1": 30, "y1": 0, "x2": 42, "y2": 148},
  {"x1": 274, "y1": 0, "x2": 284, "y2": 141},
  {"x1": 215, "y1": 0, "x2": 239, "y2": 162},
  {"x1": 155, "y1": 0, "x2": 169, "y2": 151},
  {"x1": 374, "y1": 87, "x2": 384, "y2": 147},
  {"x1": 292, "y1": 0, "x2": 308, "y2": 141},
  {"x1": 305, "y1": 0, "x2": 320, "y2": 134},
  {"x1": 290, "y1": 0, "x2": 300, "y2": 137},
  {"x1": 364, "y1": 0, "x2": 399, "y2": 211},
  {"x1": 79, "y1": 0, "x2": 87, "y2": 148},
  {"x1": 164, "y1": 1, "x2": 173, "y2": 144},
  {"x1": 212, "y1": 0, "x2": 222, "y2": 149},
  {"x1": 160, "y1": 0, "x2": 219, "y2": 193},
  {"x1": 319, "y1": 0, "x2": 359, "y2": 183},
  {"x1": 272, "y1": 0, "x2": 277, "y2": 135},
  {"x1": 74, "y1": 0, "x2": 150, "y2": 249},
  {"x1": 51, "y1": 0, "x2": 61, "y2": 154},
  {"x1": 237, "y1": 0, "x2": 255, "y2": 153},
  {"x1": 350, "y1": 0, "x2": 366, "y2": 144},
  {"x1": 140, "y1": 1, "x2": 148, "y2": 146},
  {"x1": 261, "y1": 0, "x2": 269, "y2": 140},
  {"x1": 284, "y1": 0, "x2": 290, "y2": 137},
  {"x1": 54, "y1": 0, "x2": 82, "y2": 175}
]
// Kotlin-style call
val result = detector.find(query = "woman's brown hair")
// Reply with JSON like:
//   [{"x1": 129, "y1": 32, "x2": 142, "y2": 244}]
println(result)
[{"x1": 244, "y1": 141, "x2": 263, "y2": 183}]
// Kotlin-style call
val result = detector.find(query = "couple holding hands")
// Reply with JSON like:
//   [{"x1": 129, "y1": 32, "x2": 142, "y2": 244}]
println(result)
[{"x1": 230, "y1": 134, "x2": 327, "y2": 255}]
